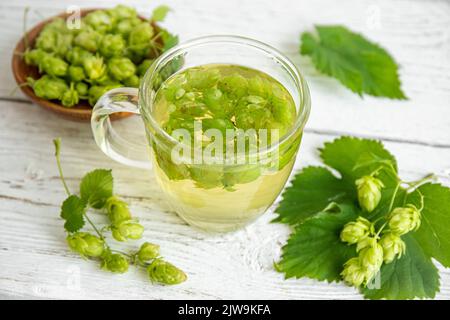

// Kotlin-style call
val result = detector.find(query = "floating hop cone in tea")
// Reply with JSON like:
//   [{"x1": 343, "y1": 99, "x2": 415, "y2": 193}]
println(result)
[
  {"x1": 388, "y1": 204, "x2": 421, "y2": 235},
  {"x1": 66, "y1": 232, "x2": 105, "y2": 258},
  {"x1": 340, "y1": 216, "x2": 373, "y2": 244},
  {"x1": 147, "y1": 259, "x2": 187, "y2": 285},
  {"x1": 379, "y1": 232, "x2": 406, "y2": 263},
  {"x1": 341, "y1": 257, "x2": 366, "y2": 287},
  {"x1": 137, "y1": 242, "x2": 160, "y2": 263},
  {"x1": 101, "y1": 252, "x2": 129, "y2": 273},
  {"x1": 355, "y1": 176, "x2": 384, "y2": 212}
]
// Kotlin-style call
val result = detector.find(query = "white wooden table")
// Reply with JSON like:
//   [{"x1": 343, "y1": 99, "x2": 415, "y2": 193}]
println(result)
[{"x1": 1, "y1": 0, "x2": 449, "y2": 300}]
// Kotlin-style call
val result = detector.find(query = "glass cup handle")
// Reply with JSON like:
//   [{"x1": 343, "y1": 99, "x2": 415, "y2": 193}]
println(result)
[{"x1": 91, "y1": 87, "x2": 152, "y2": 170}]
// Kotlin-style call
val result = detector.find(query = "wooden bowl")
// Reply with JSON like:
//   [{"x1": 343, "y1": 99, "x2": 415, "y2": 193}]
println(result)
[{"x1": 12, "y1": 9, "x2": 158, "y2": 121}]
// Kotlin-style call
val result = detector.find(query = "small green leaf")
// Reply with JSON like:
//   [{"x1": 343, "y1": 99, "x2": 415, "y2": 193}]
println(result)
[
  {"x1": 320, "y1": 136, "x2": 397, "y2": 186},
  {"x1": 161, "y1": 29, "x2": 179, "y2": 52},
  {"x1": 300, "y1": 25, "x2": 407, "y2": 99},
  {"x1": 61, "y1": 195, "x2": 86, "y2": 232},
  {"x1": 408, "y1": 183, "x2": 450, "y2": 267},
  {"x1": 277, "y1": 204, "x2": 359, "y2": 282},
  {"x1": 151, "y1": 5, "x2": 171, "y2": 22},
  {"x1": 274, "y1": 137, "x2": 399, "y2": 226},
  {"x1": 361, "y1": 235, "x2": 440, "y2": 300},
  {"x1": 274, "y1": 166, "x2": 352, "y2": 225},
  {"x1": 79, "y1": 169, "x2": 113, "y2": 209}
]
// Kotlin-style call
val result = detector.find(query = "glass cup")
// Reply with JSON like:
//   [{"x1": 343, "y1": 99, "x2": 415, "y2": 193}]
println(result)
[{"x1": 91, "y1": 35, "x2": 311, "y2": 232}]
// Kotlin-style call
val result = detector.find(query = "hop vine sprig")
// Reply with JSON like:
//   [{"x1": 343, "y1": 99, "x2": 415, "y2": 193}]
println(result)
[
  {"x1": 339, "y1": 169, "x2": 429, "y2": 288},
  {"x1": 53, "y1": 138, "x2": 186, "y2": 285},
  {"x1": 275, "y1": 136, "x2": 448, "y2": 300}
]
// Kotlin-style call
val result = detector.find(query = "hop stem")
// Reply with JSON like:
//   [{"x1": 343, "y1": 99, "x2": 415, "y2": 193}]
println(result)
[
  {"x1": 110, "y1": 249, "x2": 133, "y2": 259},
  {"x1": 23, "y1": 7, "x2": 30, "y2": 50},
  {"x1": 9, "y1": 82, "x2": 30, "y2": 97},
  {"x1": 53, "y1": 138, "x2": 71, "y2": 196},
  {"x1": 375, "y1": 221, "x2": 388, "y2": 238},
  {"x1": 84, "y1": 213, "x2": 104, "y2": 240},
  {"x1": 387, "y1": 182, "x2": 401, "y2": 214},
  {"x1": 406, "y1": 174, "x2": 437, "y2": 192}
]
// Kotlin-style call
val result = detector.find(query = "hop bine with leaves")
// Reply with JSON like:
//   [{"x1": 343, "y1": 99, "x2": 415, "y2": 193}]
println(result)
[
  {"x1": 53, "y1": 138, "x2": 186, "y2": 285},
  {"x1": 274, "y1": 136, "x2": 450, "y2": 300}
]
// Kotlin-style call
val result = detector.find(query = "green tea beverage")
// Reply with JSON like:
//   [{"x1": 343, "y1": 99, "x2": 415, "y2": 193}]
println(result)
[{"x1": 149, "y1": 64, "x2": 300, "y2": 231}]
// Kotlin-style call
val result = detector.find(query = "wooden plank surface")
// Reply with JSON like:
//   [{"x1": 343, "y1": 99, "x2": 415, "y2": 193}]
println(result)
[{"x1": 0, "y1": 0, "x2": 449, "y2": 299}]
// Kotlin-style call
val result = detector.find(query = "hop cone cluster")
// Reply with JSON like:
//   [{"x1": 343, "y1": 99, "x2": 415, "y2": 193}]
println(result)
[{"x1": 340, "y1": 175, "x2": 422, "y2": 287}]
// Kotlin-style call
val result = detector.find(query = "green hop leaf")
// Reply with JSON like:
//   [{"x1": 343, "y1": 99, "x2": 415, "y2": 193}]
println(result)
[
  {"x1": 320, "y1": 136, "x2": 397, "y2": 186},
  {"x1": 274, "y1": 166, "x2": 351, "y2": 225},
  {"x1": 407, "y1": 183, "x2": 450, "y2": 267},
  {"x1": 79, "y1": 169, "x2": 113, "y2": 209},
  {"x1": 151, "y1": 5, "x2": 171, "y2": 22},
  {"x1": 147, "y1": 259, "x2": 187, "y2": 285},
  {"x1": 161, "y1": 30, "x2": 179, "y2": 52},
  {"x1": 60, "y1": 195, "x2": 86, "y2": 232},
  {"x1": 361, "y1": 235, "x2": 440, "y2": 300},
  {"x1": 275, "y1": 137, "x2": 399, "y2": 226},
  {"x1": 276, "y1": 204, "x2": 359, "y2": 282},
  {"x1": 300, "y1": 25, "x2": 407, "y2": 99}
]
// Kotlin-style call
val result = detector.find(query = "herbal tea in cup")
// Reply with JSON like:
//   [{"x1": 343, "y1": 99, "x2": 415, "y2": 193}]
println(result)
[{"x1": 91, "y1": 36, "x2": 310, "y2": 232}]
